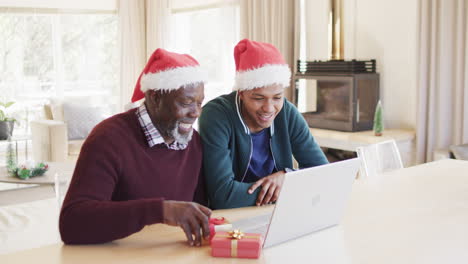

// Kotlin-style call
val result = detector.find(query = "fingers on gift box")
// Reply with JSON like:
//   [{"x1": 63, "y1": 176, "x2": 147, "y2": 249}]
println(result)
[{"x1": 209, "y1": 217, "x2": 232, "y2": 241}]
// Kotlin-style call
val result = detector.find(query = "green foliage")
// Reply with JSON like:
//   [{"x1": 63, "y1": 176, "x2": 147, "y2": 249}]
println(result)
[
  {"x1": 373, "y1": 100, "x2": 383, "y2": 136},
  {"x1": 30, "y1": 163, "x2": 48, "y2": 177},
  {"x1": 0, "y1": 101, "x2": 16, "y2": 121},
  {"x1": 8, "y1": 161, "x2": 49, "y2": 180},
  {"x1": 18, "y1": 168, "x2": 31, "y2": 179}
]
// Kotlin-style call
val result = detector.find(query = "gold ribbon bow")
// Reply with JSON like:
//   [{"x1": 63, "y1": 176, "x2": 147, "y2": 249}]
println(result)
[
  {"x1": 228, "y1": 229, "x2": 244, "y2": 240},
  {"x1": 219, "y1": 229, "x2": 261, "y2": 257}
]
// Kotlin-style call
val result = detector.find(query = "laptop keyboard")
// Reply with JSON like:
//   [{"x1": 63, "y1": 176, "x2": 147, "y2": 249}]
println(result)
[{"x1": 231, "y1": 213, "x2": 272, "y2": 235}]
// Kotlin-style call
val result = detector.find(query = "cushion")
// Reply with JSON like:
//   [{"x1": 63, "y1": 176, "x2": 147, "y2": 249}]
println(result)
[
  {"x1": 43, "y1": 104, "x2": 54, "y2": 120},
  {"x1": 48, "y1": 99, "x2": 65, "y2": 121},
  {"x1": 450, "y1": 143, "x2": 468, "y2": 160},
  {"x1": 62, "y1": 103, "x2": 105, "y2": 140}
]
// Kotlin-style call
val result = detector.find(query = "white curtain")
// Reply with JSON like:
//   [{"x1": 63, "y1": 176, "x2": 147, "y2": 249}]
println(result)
[
  {"x1": 118, "y1": 0, "x2": 171, "y2": 110},
  {"x1": 146, "y1": 0, "x2": 171, "y2": 58},
  {"x1": 416, "y1": 0, "x2": 468, "y2": 162},
  {"x1": 239, "y1": 0, "x2": 296, "y2": 99}
]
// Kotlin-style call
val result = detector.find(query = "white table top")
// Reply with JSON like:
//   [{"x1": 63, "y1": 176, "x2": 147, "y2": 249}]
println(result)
[
  {"x1": 342, "y1": 159, "x2": 468, "y2": 263},
  {"x1": 0, "y1": 198, "x2": 60, "y2": 255},
  {"x1": 0, "y1": 162, "x2": 75, "y2": 185},
  {"x1": 1, "y1": 159, "x2": 467, "y2": 263}
]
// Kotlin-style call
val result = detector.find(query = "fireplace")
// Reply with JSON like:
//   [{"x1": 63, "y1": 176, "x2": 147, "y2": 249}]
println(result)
[
  {"x1": 294, "y1": 60, "x2": 379, "y2": 132},
  {"x1": 293, "y1": 0, "x2": 380, "y2": 132}
]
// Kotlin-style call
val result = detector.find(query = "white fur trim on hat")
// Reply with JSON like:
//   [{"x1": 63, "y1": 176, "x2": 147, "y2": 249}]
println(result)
[
  {"x1": 234, "y1": 64, "x2": 291, "y2": 91},
  {"x1": 140, "y1": 66, "x2": 206, "y2": 92}
]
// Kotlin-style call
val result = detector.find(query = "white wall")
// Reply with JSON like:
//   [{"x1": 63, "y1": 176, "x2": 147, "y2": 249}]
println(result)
[
  {"x1": 304, "y1": 0, "x2": 329, "y2": 60},
  {"x1": 305, "y1": 0, "x2": 419, "y2": 129},
  {"x1": 352, "y1": 0, "x2": 418, "y2": 129}
]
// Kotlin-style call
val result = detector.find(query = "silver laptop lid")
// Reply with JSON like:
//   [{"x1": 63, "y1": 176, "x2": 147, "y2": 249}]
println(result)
[{"x1": 263, "y1": 158, "x2": 360, "y2": 248}]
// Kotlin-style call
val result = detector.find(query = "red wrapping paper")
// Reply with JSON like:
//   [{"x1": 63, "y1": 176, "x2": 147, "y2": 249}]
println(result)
[{"x1": 211, "y1": 231, "x2": 263, "y2": 259}]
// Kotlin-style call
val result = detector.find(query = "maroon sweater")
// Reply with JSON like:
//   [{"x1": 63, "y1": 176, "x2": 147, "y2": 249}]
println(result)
[{"x1": 59, "y1": 108, "x2": 205, "y2": 244}]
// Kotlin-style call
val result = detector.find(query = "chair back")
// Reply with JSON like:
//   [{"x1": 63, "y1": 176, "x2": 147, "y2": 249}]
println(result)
[{"x1": 356, "y1": 139, "x2": 403, "y2": 179}]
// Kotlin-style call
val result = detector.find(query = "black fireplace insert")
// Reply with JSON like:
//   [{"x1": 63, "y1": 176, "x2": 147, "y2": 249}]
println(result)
[{"x1": 294, "y1": 59, "x2": 380, "y2": 132}]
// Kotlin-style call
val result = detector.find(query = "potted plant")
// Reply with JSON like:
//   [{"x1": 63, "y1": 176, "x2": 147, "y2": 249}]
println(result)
[{"x1": 0, "y1": 101, "x2": 16, "y2": 140}]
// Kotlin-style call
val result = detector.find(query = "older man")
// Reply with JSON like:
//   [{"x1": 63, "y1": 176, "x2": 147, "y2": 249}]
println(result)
[
  {"x1": 199, "y1": 39, "x2": 328, "y2": 209},
  {"x1": 60, "y1": 49, "x2": 210, "y2": 247}
]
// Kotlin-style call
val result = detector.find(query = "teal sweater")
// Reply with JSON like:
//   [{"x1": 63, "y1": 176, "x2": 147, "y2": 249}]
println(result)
[{"x1": 198, "y1": 91, "x2": 328, "y2": 209}]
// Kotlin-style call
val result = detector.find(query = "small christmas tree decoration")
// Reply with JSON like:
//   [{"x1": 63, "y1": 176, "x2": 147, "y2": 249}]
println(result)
[
  {"x1": 373, "y1": 100, "x2": 383, "y2": 136},
  {"x1": 6, "y1": 138, "x2": 16, "y2": 175}
]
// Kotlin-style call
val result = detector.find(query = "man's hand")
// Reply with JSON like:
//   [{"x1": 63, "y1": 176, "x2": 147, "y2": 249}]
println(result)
[
  {"x1": 247, "y1": 171, "x2": 285, "y2": 206},
  {"x1": 163, "y1": 200, "x2": 211, "y2": 246}
]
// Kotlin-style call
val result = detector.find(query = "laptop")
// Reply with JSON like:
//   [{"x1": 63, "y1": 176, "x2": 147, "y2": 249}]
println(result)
[{"x1": 232, "y1": 158, "x2": 360, "y2": 248}]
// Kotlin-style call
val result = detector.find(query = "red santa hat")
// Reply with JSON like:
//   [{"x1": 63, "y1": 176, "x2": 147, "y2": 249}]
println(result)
[
  {"x1": 131, "y1": 48, "x2": 206, "y2": 102},
  {"x1": 234, "y1": 39, "x2": 291, "y2": 91}
]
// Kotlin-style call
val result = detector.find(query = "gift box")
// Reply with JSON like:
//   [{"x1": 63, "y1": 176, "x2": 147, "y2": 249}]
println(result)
[
  {"x1": 209, "y1": 217, "x2": 233, "y2": 241},
  {"x1": 211, "y1": 230, "x2": 263, "y2": 259}
]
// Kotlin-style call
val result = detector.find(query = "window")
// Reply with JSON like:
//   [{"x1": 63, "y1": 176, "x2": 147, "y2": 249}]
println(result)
[
  {"x1": 170, "y1": 1, "x2": 240, "y2": 104},
  {"x1": 0, "y1": 9, "x2": 119, "y2": 135}
]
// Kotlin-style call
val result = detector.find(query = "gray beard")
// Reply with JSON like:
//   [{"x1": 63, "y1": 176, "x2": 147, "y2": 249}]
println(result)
[{"x1": 168, "y1": 121, "x2": 193, "y2": 145}]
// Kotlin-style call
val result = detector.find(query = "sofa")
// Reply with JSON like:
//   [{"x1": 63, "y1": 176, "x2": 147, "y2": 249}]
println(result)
[{"x1": 30, "y1": 103, "x2": 85, "y2": 162}]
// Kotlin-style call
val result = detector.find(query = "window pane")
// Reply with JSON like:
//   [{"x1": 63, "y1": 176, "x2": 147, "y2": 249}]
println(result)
[
  {"x1": 0, "y1": 14, "x2": 55, "y2": 98},
  {"x1": 22, "y1": 15, "x2": 55, "y2": 97},
  {"x1": 0, "y1": 11, "x2": 119, "y2": 136},
  {"x1": 61, "y1": 14, "x2": 119, "y2": 101}
]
